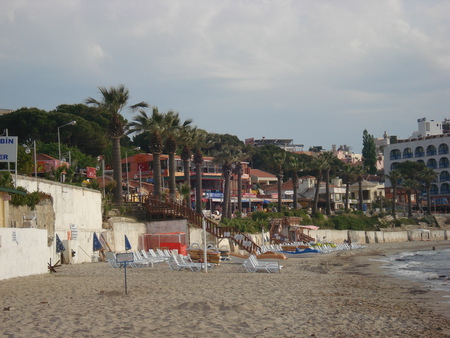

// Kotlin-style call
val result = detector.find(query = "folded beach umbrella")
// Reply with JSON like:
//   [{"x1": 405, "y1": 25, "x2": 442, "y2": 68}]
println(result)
[
  {"x1": 93, "y1": 232, "x2": 102, "y2": 251},
  {"x1": 125, "y1": 235, "x2": 132, "y2": 251},
  {"x1": 56, "y1": 234, "x2": 66, "y2": 253}
]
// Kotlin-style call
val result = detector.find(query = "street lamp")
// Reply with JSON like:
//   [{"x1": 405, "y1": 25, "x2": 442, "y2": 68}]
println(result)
[
  {"x1": 24, "y1": 141, "x2": 37, "y2": 180},
  {"x1": 58, "y1": 121, "x2": 76, "y2": 161}
]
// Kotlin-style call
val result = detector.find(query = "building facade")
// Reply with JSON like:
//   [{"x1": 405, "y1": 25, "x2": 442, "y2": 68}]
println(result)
[{"x1": 384, "y1": 118, "x2": 450, "y2": 201}]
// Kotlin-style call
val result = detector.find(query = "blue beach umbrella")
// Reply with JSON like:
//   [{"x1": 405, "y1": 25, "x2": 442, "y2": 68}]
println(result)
[
  {"x1": 93, "y1": 233, "x2": 102, "y2": 251},
  {"x1": 56, "y1": 234, "x2": 66, "y2": 253},
  {"x1": 125, "y1": 235, "x2": 132, "y2": 251}
]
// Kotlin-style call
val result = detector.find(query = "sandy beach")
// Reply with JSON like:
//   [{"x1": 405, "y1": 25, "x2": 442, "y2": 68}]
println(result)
[{"x1": 1, "y1": 241, "x2": 449, "y2": 338}]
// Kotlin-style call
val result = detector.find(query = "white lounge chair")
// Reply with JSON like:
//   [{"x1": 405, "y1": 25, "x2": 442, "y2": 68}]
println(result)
[
  {"x1": 167, "y1": 255, "x2": 204, "y2": 272},
  {"x1": 107, "y1": 259, "x2": 123, "y2": 268},
  {"x1": 141, "y1": 250, "x2": 165, "y2": 264},
  {"x1": 243, "y1": 255, "x2": 282, "y2": 273},
  {"x1": 131, "y1": 252, "x2": 153, "y2": 267}
]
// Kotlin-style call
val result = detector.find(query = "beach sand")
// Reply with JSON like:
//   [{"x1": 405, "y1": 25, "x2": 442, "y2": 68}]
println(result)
[{"x1": 1, "y1": 241, "x2": 449, "y2": 337}]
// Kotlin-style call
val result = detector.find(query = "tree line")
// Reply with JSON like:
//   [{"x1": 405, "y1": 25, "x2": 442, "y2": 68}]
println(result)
[{"x1": 0, "y1": 85, "x2": 437, "y2": 221}]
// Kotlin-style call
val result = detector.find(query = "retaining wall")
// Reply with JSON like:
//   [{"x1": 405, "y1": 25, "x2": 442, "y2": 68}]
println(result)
[
  {"x1": 0, "y1": 228, "x2": 49, "y2": 280},
  {"x1": 15, "y1": 176, "x2": 103, "y2": 265}
]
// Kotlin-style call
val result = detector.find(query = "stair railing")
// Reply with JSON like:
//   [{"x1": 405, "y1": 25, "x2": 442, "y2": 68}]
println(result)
[{"x1": 144, "y1": 196, "x2": 260, "y2": 253}]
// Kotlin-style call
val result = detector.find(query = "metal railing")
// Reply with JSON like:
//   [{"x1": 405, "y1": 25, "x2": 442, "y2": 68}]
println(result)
[{"x1": 144, "y1": 196, "x2": 261, "y2": 253}]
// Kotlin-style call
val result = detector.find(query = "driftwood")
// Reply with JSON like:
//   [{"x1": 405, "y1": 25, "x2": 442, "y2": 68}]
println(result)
[{"x1": 47, "y1": 259, "x2": 61, "y2": 273}]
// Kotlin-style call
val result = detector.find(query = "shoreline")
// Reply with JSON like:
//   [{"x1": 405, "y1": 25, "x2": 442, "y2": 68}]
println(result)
[
  {"x1": 1, "y1": 241, "x2": 450, "y2": 337},
  {"x1": 349, "y1": 241, "x2": 450, "y2": 320}
]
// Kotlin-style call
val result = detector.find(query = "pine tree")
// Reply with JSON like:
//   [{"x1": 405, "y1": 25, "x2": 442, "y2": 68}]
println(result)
[{"x1": 362, "y1": 129, "x2": 377, "y2": 175}]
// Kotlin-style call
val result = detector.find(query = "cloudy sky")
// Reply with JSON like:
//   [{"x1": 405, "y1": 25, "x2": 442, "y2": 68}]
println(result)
[{"x1": 1, "y1": 0, "x2": 450, "y2": 153}]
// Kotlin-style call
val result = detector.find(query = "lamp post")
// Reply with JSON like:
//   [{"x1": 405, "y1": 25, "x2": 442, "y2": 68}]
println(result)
[
  {"x1": 58, "y1": 121, "x2": 76, "y2": 161},
  {"x1": 24, "y1": 141, "x2": 37, "y2": 181}
]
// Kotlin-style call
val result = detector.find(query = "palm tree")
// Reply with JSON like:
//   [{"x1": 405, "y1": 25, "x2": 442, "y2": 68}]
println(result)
[
  {"x1": 162, "y1": 111, "x2": 193, "y2": 200},
  {"x1": 418, "y1": 167, "x2": 437, "y2": 215},
  {"x1": 177, "y1": 182, "x2": 191, "y2": 207},
  {"x1": 340, "y1": 163, "x2": 358, "y2": 212},
  {"x1": 310, "y1": 155, "x2": 327, "y2": 215},
  {"x1": 354, "y1": 166, "x2": 366, "y2": 212},
  {"x1": 386, "y1": 169, "x2": 403, "y2": 219},
  {"x1": 233, "y1": 160, "x2": 244, "y2": 216},
  {"x1": 128, "y1": 107, "x2": 164, "y2": 198},
  {"x1": 284, "y1": 153, "x2": 304, "y2": 210},
  {"x1": 191, "y1": 130, "x2": 210, "y2": 214},
  {"x1": 402, "y1": 179, "x2": 419, "y2": 218},
  {"x1": 268, "y1": 151, "x2": 286, "y2": 213},
  {"x1": 213, "y1": 145, "x2": 243, "y2": 219},
  {"x1": 85, "y1": 85, "x2": 148, "y2": 203},
  {"x1": 179, "y1": 126, "x2": 198, "y2": 190},
  {"x1": 319, "y1": 152, "x2": 335, "y2": 215}
]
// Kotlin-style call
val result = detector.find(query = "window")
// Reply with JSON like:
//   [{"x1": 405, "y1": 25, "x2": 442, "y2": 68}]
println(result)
[
  {"x1": 438, "y1": 143, "x2": 449, "y2": 155},
  {"x1": 441, "y1": 183, "x2": 450, "y2": 194},
  {"x1": 390, "y1": 149, "x2": 401, "y2": 160},
  {"x1": 439, "y1": 157, "x2": 449, "y2": 169},
  {"x1": 403, "y1": 148, "x2": 413, "y2": 159},
  {"x1": 390, "y1": 162, "x2": 399, "y2": 171},
  {"x1": 440, "y1": 171, "x2": 449, "y2": 182},
  {"x1": 426, "y1": 145, "x2": 437, "y2": 156},
  {"x1": 430, "y1": 184, "x2": 439, "y2": 195},
  {"x1": 415, "y1": 146, "x2": 424, "y2": 157},
  {"x1": 427, "y1": 158, "x2": 437, "y2": 169},
  {"x1": 176, "y1": 160, "x2": 183, "y2": 172}
]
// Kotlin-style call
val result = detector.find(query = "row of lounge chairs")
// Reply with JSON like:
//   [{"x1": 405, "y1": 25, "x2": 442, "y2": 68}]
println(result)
[
  {"x1": 259, "y1": 242, "x2": 366, "y2": 254},
  {"x1": 107, "y1": 249, "x2": 214, "y2": 272},
  {"x1": 107, "y1": 248, "x2": 285, "y2": 273}
]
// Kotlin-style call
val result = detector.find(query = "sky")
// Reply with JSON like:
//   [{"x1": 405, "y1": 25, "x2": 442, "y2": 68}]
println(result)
[{"x1": 1, "y1": 0, "x2": 450, "y2": 153}]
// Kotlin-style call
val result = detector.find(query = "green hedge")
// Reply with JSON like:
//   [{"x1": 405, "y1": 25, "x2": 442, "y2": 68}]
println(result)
[{"x1": 219, "y1": 211, "x2": 422, "y2": 233}]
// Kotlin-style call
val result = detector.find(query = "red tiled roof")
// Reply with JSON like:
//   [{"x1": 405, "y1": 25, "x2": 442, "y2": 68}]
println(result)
[
  {"x1": 36, "y1": 153, "x2": 57, "y2": 161},
  {"x1": 250, "y1": 168, "x2": 276, "y2": 178}
]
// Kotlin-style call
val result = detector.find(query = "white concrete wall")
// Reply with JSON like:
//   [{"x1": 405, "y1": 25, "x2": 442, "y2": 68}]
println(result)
[
  {"x1": 311, "y1": 230, "x2": 349, "y2": 243},
  {"x1": 16, "y1": 176, "x2": 103, "y2": 264},
  {"x1": 382, "y1": 231, "x2": 409, "y2": 243},
  {"x1": 365, "y1": 231, "x2": 377, "y2": 243},
  {"x1": 348, "y1": 231, "x2": 366, "y2": 244},
  {"x1": 144, "y1": 219, "x2": 188, "y2": 235},
  {"x1": 111, "y1": 221, "x2": 146, "y2": 253},
  {"x1": 0, "y1": 228, "x2": 49, "y2": 280},
  {"x1": 430, "y1": 230, "x2": 447, "y2": 241},
  {"x1": 374, "y1": 231, "x2": 385, "y2": 243}
]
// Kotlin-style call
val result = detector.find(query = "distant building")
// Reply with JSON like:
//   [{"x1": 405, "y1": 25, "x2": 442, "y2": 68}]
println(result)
[
  {"x1": 332, "y1": 144, "x2": 362, "y2": 165},
  {"x1": 412, "y1": 117, "x2": 443, "y2": 138},
  {"x1": 245, "y1": 138, "x2": 304, "y2": 152},
  {"x1": 0, "y1": 109, "x2": 13, "y2": 116},
  {"x1": 384, "y1": 117, "x2": 450, "y2": 202}
]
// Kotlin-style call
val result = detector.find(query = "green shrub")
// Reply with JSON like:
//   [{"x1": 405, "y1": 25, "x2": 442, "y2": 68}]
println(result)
[
  {"x1": 328, "y1": 213, "x2": 380, "y2": 231},
  {"x1": 251, "y1": 211, "x2": 270, "y2": 223},
  {"x1": 10, "y1": 188, "x2": 46, "y2": 210},
  {"x1": 221, "y1": 217, "x2": 263, "y2": 233}
]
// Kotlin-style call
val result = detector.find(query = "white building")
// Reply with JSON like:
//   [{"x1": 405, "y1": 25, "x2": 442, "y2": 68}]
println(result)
[{"x1": 384, "y1": 118, "x2": 450, "y2": 198}]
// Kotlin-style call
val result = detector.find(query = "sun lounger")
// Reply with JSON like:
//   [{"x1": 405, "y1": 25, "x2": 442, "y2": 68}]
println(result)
[
  {"x1": 167, "y1": 255, "x2": 205, "y2": 272},
  {"x1": 107, "y1": 259, "x2": 123, "y2": 268},
  {"x1": 243, "y1": 255, "x2": 282, "y2": 273},
  {"x1": 141, "y1": 250, "x2": 166, "y2": 264}
]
